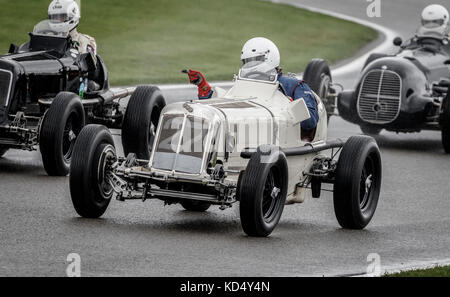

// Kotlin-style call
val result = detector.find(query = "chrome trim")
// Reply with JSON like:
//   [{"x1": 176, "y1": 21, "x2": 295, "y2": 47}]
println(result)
[
  {"x1": 357, "y1": 69, "x2": 402, "y2": 124},
  {"x1": 0, "y1": 69, "x2": 13, "y2": 107}
]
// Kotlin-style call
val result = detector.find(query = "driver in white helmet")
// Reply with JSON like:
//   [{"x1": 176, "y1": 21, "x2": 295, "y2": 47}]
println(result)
[
  {"x1": 185, "y1": 37, "x2": 319, "y2": 131},
  {"x1": 416, "y1": 4, "x2": 449, "y2": 40},
  {"x1": 48, "y1": 0, "x2": 97, "y2": 57}
]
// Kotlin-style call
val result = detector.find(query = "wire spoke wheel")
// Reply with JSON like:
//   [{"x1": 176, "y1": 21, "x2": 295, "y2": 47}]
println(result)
[
  {"x1": 239, "y1": 145, "x2": 288, "y2": 237},
  {"x1": 62, "y1": 113, "x2": 76, "y2": 161},
  {"x1": 40, "y1": 92, "x2": 85, "y2": 176},
  {"x1": 359, "y1": 156, "x2": 375, "y2": 211},
  {"x1": 262, "y1": 167, "x2": 282, "y2": 222},
  {"x1": 333, "y1": 136, "x2": 382, "y2": 229},
  {"x1": 96, "y1": 144, "x2": 116, "y2": 201}
]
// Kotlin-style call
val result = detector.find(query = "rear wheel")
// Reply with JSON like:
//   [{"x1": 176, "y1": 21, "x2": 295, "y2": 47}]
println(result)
[
  {"x1": 303, "y1": 58, "x2": 333, "y2": 122},
  {"x1": 239, "y1": 145, "x2": 288, "y2": 237},
  {"x1": 122, "y1": 86, "x2": 166, "y2": 159},
  {"x1": 40, "y1": 92, "x2": 85, "y2": 176},
  {"x1": 70, "y1": 124, "x2": 116, "y2": 218},
  {"x1": 333, "y1": 136, "x2": 382, "y2": 229},
  {"x1": 441, "y1": 90, "x2": 450, "y2": 153},
  {"x1": 181, "y1": 200, "x2": 211, "y2": 212},
  {"x1": 0, "y1": 146, "x2": 8, "y2": 158}
]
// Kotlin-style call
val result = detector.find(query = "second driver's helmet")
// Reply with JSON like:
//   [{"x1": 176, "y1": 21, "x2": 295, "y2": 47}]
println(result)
[
  {"x1": 417, "y1": 4, "x2": 449, "y2": 38},
  {"x1": 240, "y1": 37, "x2": 280, "y2": 78},
  {"x1": 48, "y1": 0, "x2": 80, "y2": 34}
]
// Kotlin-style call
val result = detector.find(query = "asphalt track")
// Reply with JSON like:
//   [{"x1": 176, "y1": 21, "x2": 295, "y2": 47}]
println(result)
[{"x1": 1, "y1": 0, "x2": 449, "y2": 276}]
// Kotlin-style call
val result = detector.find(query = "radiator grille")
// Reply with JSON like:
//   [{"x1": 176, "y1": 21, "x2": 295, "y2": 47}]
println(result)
[
  {"x1": 357, "y1": 69, "x2": 401, "y2": 124},
  {"x1": 0, "y1": 69, "x2": 13, "y2": 107}
]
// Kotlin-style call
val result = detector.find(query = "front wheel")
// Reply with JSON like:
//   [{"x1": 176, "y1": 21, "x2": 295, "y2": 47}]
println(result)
[
  {"x1": 70, "y1": 124, "x2": 116, "y2": 218},
  {"x1": 122, "y1": 86, "x2": 166, "y2": 159},
  {"x1": 39, "y1": 92, "x2": 85, "y2": 176},
  {"x1": 239, "y1": 145, "x2": 288, "y2": 237},
  {"x1": 333, "y1": 136, "x2": 382, "y2": 229}
]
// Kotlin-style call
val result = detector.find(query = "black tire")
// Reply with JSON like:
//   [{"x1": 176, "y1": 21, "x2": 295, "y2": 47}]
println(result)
[
  {"x1": 363, "y1": 53, "x2": 388, "y2": 70},
  {"x1": 337, "y1": 90, "x2": 358, "y2": 123},
  {"x1": 70, "y1": 124, "x2": 116, "y2": 218},
  {"x1": 360, "y1": 125, "x2": 382, "y2": 136},
  {"x1": 122, "y1": 86, "x2": 166, "y2": 159},
  {"x1": 303, "y1": 59, "x2": 333, "y2": 122},
  {"x1": 333, "y1": 136, "x2": 382, "y2": 229},
  {"x1": 0, "y1": 146, "x2": 8, "y2": 158},
  {"x1": 239, "y1": 145, "x2": 288, "y2": 237},
  {"x1": 40, "y1": 92, "x2": 85, "y2": 176},
  {"x1": 181, "y1": 200, "x2": 211, "y2": 212},
  {"x1": 441, "y1": 90, "x2": 450, "y2": 154}
]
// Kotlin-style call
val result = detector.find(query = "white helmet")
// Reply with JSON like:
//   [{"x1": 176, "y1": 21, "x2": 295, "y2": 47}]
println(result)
[
  {"x1": 48, "y1": 0, "x2": 80, "y2": 33},
  {"x1": 240, "y1": 37, "x2": 280, "y2": 76},
  {"x1": 417, "y1": 4, "x2": 449, "y2": 38}
]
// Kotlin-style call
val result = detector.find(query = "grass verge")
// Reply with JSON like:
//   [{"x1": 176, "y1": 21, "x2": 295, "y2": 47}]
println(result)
[
  {"x1": 385, "y1": 266, "x2": 450, "y2": 277},
  {"x1": 0, "y1": 0, "x2": 377, "y2": 85}
]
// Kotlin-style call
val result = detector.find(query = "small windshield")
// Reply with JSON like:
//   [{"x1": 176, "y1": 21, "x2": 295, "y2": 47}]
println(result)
[
  {"x1": 33, "y1": 20, "x2": 69, "y2": 37},
  {"x1": 238, "y1": 68, "x2": 278, "y2": 83}
]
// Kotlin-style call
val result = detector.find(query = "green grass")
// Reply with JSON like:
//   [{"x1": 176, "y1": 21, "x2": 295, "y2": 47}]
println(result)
[
  {"x1": 386, "y1": 266, "x2": 450, "y2": 277},
  {"x1": 0, "y1": 0, "x2": 377, "y2": 85}
]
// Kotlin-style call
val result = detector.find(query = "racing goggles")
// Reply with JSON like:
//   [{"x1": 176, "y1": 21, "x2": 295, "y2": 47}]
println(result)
[
  {"x1": 49, "y1": 13, "x2": 70, "y2": 23},
  {"x1": 241, "y1": 55, "x2": 267, "y2": 68},
  {"x1": 421, "y1": 19, "x2": 445, "y2": 28}
]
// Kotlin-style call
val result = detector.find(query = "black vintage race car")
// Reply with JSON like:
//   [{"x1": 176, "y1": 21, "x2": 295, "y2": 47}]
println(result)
[
  {"x1": 0, "y1": 20, "x2": 164, "y2": 175},
  {"x1": 303, "y1": 35, "x2": 450, "y2": 153}
]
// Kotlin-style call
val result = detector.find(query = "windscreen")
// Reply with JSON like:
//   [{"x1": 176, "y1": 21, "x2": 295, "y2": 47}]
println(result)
[
  {"x1": 33, "y1": 20, "x2": 69, "y2": 37},
  {"x1": 152, "y1": 114, "x2": 210, "y2": 174}
]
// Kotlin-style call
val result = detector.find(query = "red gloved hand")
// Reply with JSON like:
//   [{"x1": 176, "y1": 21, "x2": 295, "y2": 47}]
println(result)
[{"x1": 184, "y1": 69, "x2": 212, "y2": 99}]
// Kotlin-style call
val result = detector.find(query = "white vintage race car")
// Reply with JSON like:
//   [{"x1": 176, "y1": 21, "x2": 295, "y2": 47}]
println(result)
[{"x1": 69, "y1": 69, "x2": 382, "y2": 237}]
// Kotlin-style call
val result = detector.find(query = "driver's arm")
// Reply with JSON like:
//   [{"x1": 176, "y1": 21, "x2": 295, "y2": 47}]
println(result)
[
  {"x1": 292, "y1": 82, "x2": 319, "y2": 131},
  {"x1": 186, "y1": 69, "x2": 213, "y2": 99}
]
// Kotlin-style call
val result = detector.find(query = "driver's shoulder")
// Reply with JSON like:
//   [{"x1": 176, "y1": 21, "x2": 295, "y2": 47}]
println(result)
[
  {"x1": 278, "y1": 74, "x2": 299, "y2": 90},
  {"x1": 79, "y1": 33, "x2": 96, "y2": 44}
]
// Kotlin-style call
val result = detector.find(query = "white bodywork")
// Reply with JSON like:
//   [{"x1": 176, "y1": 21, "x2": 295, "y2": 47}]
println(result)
[{"x1": 149, "y1": 75, "x2": 328, "y2": 204}]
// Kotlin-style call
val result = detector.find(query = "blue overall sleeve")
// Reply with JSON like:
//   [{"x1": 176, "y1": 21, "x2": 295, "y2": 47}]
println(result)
[{"x1": 292, "y1": 82, "x2": 319, "y2": 130}]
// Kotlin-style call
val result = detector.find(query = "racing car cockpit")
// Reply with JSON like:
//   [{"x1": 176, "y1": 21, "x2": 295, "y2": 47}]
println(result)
[
  {"x1": 8, "y1": 20, "x2": 106, "y2": 94},
  {"x1": 9, "y1": 20, "x2": 70, "y2": 55},
  {"x1": 399, "y1": 35, "x2": 450, "y2": 55}
]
